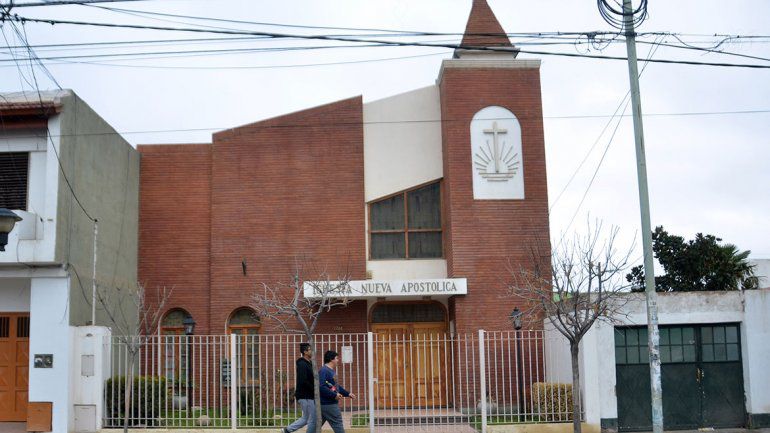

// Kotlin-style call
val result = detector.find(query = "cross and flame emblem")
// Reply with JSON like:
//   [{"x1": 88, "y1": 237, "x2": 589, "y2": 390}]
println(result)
[{"x1": 473, "y1": 121, "x2": 520, "y2": 181}]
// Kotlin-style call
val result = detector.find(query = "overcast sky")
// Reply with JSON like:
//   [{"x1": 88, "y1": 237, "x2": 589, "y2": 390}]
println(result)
[{"x1": 2, "y1": 0, "x2": 769, "y2": 268}]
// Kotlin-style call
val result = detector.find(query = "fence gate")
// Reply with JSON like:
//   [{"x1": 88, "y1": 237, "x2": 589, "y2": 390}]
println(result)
[{"x1": 615, "y1": 324, "x2": 746, "y2": 431}]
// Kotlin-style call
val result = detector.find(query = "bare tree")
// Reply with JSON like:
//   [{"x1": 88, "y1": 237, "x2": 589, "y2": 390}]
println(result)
[
  {"x1": 250, "y1": 259, "x2": 352, "y2": 433},
  {"x1": 95, "y1": 282, "x2": 171, "y2": 433},
  {"x1": 508, "y1": 222, "x2": 634, "y2": 433}
]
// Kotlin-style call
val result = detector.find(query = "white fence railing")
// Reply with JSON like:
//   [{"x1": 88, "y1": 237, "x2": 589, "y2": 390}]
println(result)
[{"x1": 104, "y1": 331, "x2": 576, "y2": 431}]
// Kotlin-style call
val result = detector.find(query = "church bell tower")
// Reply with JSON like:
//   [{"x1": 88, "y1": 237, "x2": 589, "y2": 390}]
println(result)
[{"x1": 439, "y1": 0, "x2": 551, "y2": 332}]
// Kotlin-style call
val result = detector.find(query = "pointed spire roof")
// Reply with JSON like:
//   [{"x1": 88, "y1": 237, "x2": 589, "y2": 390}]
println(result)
[{"x1": 456, "y1": 0, "x2": 516, "y2": 57}]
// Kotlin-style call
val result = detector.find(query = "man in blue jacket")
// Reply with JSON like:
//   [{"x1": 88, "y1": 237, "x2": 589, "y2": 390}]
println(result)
[{"x1": 319, "y1": 350, "x2": 355, "y2": 433}]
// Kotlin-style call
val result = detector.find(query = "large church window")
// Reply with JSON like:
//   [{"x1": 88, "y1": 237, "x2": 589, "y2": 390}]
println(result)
[{"x1": 369, "y1": 181, "x2": 442, "y2": 259}]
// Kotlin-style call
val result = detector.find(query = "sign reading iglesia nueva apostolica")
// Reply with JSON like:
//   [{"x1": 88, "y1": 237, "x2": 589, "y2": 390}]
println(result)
[{"x1": 303, "y1": 278, "x2": 468, "y2": 300}]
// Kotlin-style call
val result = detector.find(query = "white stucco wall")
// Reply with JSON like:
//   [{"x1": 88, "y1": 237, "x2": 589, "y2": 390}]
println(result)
[
  {"x1": 743, "y1": 289, "x2": 770, "y2": 415},
  {"x1": 0, "y1": 278, "x2": 31, "y2": 311},
  {"x1": 362, "y1": 85, "x2": 443, "y2": 202},
  {"x1": 367, "y1": 259, "x2": 447, "y2": 280},
  {"x1": 70, "y1": 326, "x2": 111, "y2": 432},
  {"x1": 363, "y1": 87, "x2": 446, "y2": 281},
  {"x1": 0, "y1": 120, "x2": 61, "y2": 265},
  {"x1": 752, "y1": 259, "x2": 770, "y2": 289},
  {"x1": 545, "y1": 290, "x2": 770, "y2": 428},
  {"x1": 28, "y1": 276, "x2": 71, "y2": 433}
]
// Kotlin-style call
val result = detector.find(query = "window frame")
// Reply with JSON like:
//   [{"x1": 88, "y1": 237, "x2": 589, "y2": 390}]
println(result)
[
  {"x1": 368, "y1": 180, "x2": 444, "y2": 260},
  {"x1": 227, "y1": 308, "x2": 261, "y2": 386}
]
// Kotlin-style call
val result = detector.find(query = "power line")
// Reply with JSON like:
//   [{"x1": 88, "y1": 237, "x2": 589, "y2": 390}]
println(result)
[
  {"x1": 554, "y1": 35, "x2": 664, "y2": 247},
  {"x1": 3, "y1": 35, "x2": 767, "y2": 65},
  {"x1": 2, "y1": 108, "x2": 767, "y2": 140},
  {"x1": 0, "y1": 12, "x2": 96, "y2": 222},
  {"x1": 0, "y1": 48, "x2": 452, "y2": 69},
  {"x1": 1, "y1": 0, "x2": 146, "y2": 7},
  {"x1": 5, "y1": 14, "x2": 770, "y2": 69},
  {"x1": 636, "y1": 39, "x2": 770, "y2": 63}
]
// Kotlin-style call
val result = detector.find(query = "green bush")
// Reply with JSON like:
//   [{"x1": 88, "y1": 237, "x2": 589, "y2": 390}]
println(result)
[
  {"x1": 532, "y1": 382, "x2": 573, "y2": 421},
  {"x1": 238, "y1": 386, "x2": 263, "y2": 415},
  {"x1": 105, "y1": 375, "x2": 168, "y2": 426}
]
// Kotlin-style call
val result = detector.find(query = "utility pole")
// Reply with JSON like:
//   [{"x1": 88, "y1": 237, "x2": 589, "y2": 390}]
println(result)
[{"x1": 622, "y1": 1, "x2": 663, "y2": 432}]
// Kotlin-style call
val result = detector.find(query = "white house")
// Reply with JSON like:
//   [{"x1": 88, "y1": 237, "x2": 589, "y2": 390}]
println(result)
[
  {"x1": 0, "y1": 91, "x2": 139, "y2": 433},
  {"x1": 546, "y1": 289, "x2": 770, "y2": 432}
]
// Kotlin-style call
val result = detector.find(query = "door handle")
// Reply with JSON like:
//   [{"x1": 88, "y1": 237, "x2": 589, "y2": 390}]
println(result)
[{"x1": 696, "y1": 367, "x2": 705, "y2": 382}]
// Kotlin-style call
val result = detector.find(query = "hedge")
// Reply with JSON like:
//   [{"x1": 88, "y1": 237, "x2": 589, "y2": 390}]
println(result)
[
  {"x1": 531, "y1": 382, "x2": 573, "y2": 421},
  {"x1": 105, "y1": 375, "x2": 168, "y2": 426}
]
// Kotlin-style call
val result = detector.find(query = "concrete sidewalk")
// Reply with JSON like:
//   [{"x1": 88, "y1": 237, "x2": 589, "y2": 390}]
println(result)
[{"x1": 0, "y1": 423, "x2": 25, "y2": 433}]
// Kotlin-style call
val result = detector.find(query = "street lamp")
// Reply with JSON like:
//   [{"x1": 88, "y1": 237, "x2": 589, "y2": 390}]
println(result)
[
  {"x1": 182, "y1": 317, "x2": 196, "y2": 406},
  {"x1": 0, "y1": 208, "x2": 23, "y2": 252},
  {"x1": 183, "y1": 317, "x2": 196, "y2": 336},
  {"x1": 509, "y1": 308, "x2": 525, "y2": 421}
]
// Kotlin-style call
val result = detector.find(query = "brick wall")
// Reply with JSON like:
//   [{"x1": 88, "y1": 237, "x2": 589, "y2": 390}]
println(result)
[
  {"x1": 138, "y1": 144, "x2": 212, "y2": 332},
  {"x1": 208, "y1": 96, "x2": 367, "y2": 334},
  {"x1": 439, "y1": 66, "x2": 551, "y2": 333}
]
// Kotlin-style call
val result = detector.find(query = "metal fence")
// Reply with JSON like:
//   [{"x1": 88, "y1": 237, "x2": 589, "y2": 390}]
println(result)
[{"x1": 104, "y1": 330, "x2": 576, "y2": 431}]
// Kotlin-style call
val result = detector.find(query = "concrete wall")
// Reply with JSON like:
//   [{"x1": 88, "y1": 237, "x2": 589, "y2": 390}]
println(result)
[
  {"x1": 0, "y1": 277, "x2": 31, "y2": 311},
  {"x1": 28, "y1": 276, "x2": 71, "y2": 433},
  {"x1": 54, "y1": 92, "x2": 141, "y2": 328}
]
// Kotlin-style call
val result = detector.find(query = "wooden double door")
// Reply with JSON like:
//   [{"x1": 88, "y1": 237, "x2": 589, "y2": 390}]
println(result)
[
  {"x1": 372, "y1": 322, "x2": 449, "y2": 408},
  {"x1": 0, "y1": 313, "x2": 30, "y2": 421}
]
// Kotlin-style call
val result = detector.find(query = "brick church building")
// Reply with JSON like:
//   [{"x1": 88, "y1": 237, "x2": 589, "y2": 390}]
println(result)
[{"x1": 139, "y1": 0, "x2": 550, "y2": 339}]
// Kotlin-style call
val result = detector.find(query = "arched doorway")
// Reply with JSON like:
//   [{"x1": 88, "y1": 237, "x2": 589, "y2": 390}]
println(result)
[
  {"x1": 227, "y1": 308, "x2": 260, "y2": 385},
  {"x1": 370, "y1": 302, "x2": 448, "y2": 408},
  {"x1": 159, "y1": 309, "x2": 193, "y2": 387}
]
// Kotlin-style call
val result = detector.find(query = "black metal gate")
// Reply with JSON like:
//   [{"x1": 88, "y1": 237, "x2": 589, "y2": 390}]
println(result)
[{"x1": 615, "y1": 324, "x2": 745, "y2": 431}]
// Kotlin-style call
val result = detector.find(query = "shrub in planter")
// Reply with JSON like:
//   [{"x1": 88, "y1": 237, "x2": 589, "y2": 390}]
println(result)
[
  {"x1": 105, "y1": 375, "x2": 168, "y2": 426},
  {"x1": 531, "y1": 382, "x2": 573, "y2": 421}
]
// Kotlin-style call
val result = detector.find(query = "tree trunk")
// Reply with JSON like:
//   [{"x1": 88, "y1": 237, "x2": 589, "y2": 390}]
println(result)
[
  {"x1": 309, "y1": 336, "x2": 323, "y2": 433},
  {"x1": 570, "y1": 342, "x2": 582, "y2": 433},
  {"x1": 123, "y1": 349, "x2": 135, "y2": 433}
]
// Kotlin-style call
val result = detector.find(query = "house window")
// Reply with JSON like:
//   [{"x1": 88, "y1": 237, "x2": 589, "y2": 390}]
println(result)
[
  {"x1": 0, "y1": 152, "x2": 29, "y2": 210},
  {"x1": 370, "y1": 182, "x2": 442, "y2": 259}
]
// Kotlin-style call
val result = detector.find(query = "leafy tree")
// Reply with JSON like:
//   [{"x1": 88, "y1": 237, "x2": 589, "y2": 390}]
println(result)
[{"x1": 626, "y1": 226, "x2": 758, "y2": 292}]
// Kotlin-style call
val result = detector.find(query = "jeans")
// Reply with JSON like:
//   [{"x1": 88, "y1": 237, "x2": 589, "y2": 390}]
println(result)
[
  {"x1": 286, "y1": 399, "x2": 316, "y2": 433},
  {"x1": 321, "y1": 404, "x2": 345, "y2": 433}
]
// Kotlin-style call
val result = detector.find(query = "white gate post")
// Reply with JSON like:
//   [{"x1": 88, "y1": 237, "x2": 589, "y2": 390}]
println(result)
[
  {"x1": 230, "y1": 333, "x2": 237, "y2": 430},
  {"x1": 367, "y1": 331, "x2": 375, "y2": 433},
  {"x1": 479, "y1": 329, "x2": 487, "y2": 433}
]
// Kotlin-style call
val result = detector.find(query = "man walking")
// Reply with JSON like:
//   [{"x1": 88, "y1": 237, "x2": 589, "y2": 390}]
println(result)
[
  {"x1": 283, "y1": 343, "x2": 315, "y2": 433},
  {"x1": 319, "y1": 350, "x2": 355, "y2": 433}
]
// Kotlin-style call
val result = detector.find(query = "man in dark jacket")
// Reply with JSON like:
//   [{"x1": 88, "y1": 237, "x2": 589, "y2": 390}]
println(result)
[
  {"x1": 319, "y1": 350, "x2": 355, "y2": 433},
  {"x1": 283, "y1": 343, "x2": 315, "y2": 433}
]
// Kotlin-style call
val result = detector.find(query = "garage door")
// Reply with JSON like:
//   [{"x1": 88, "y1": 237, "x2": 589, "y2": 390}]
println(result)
[
  {"x1": 0, "y1": 314, "x2": 30, "y2": 422},
  {"x1": 615, "y1": 324, "x2": 745, "y2": 431}
]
